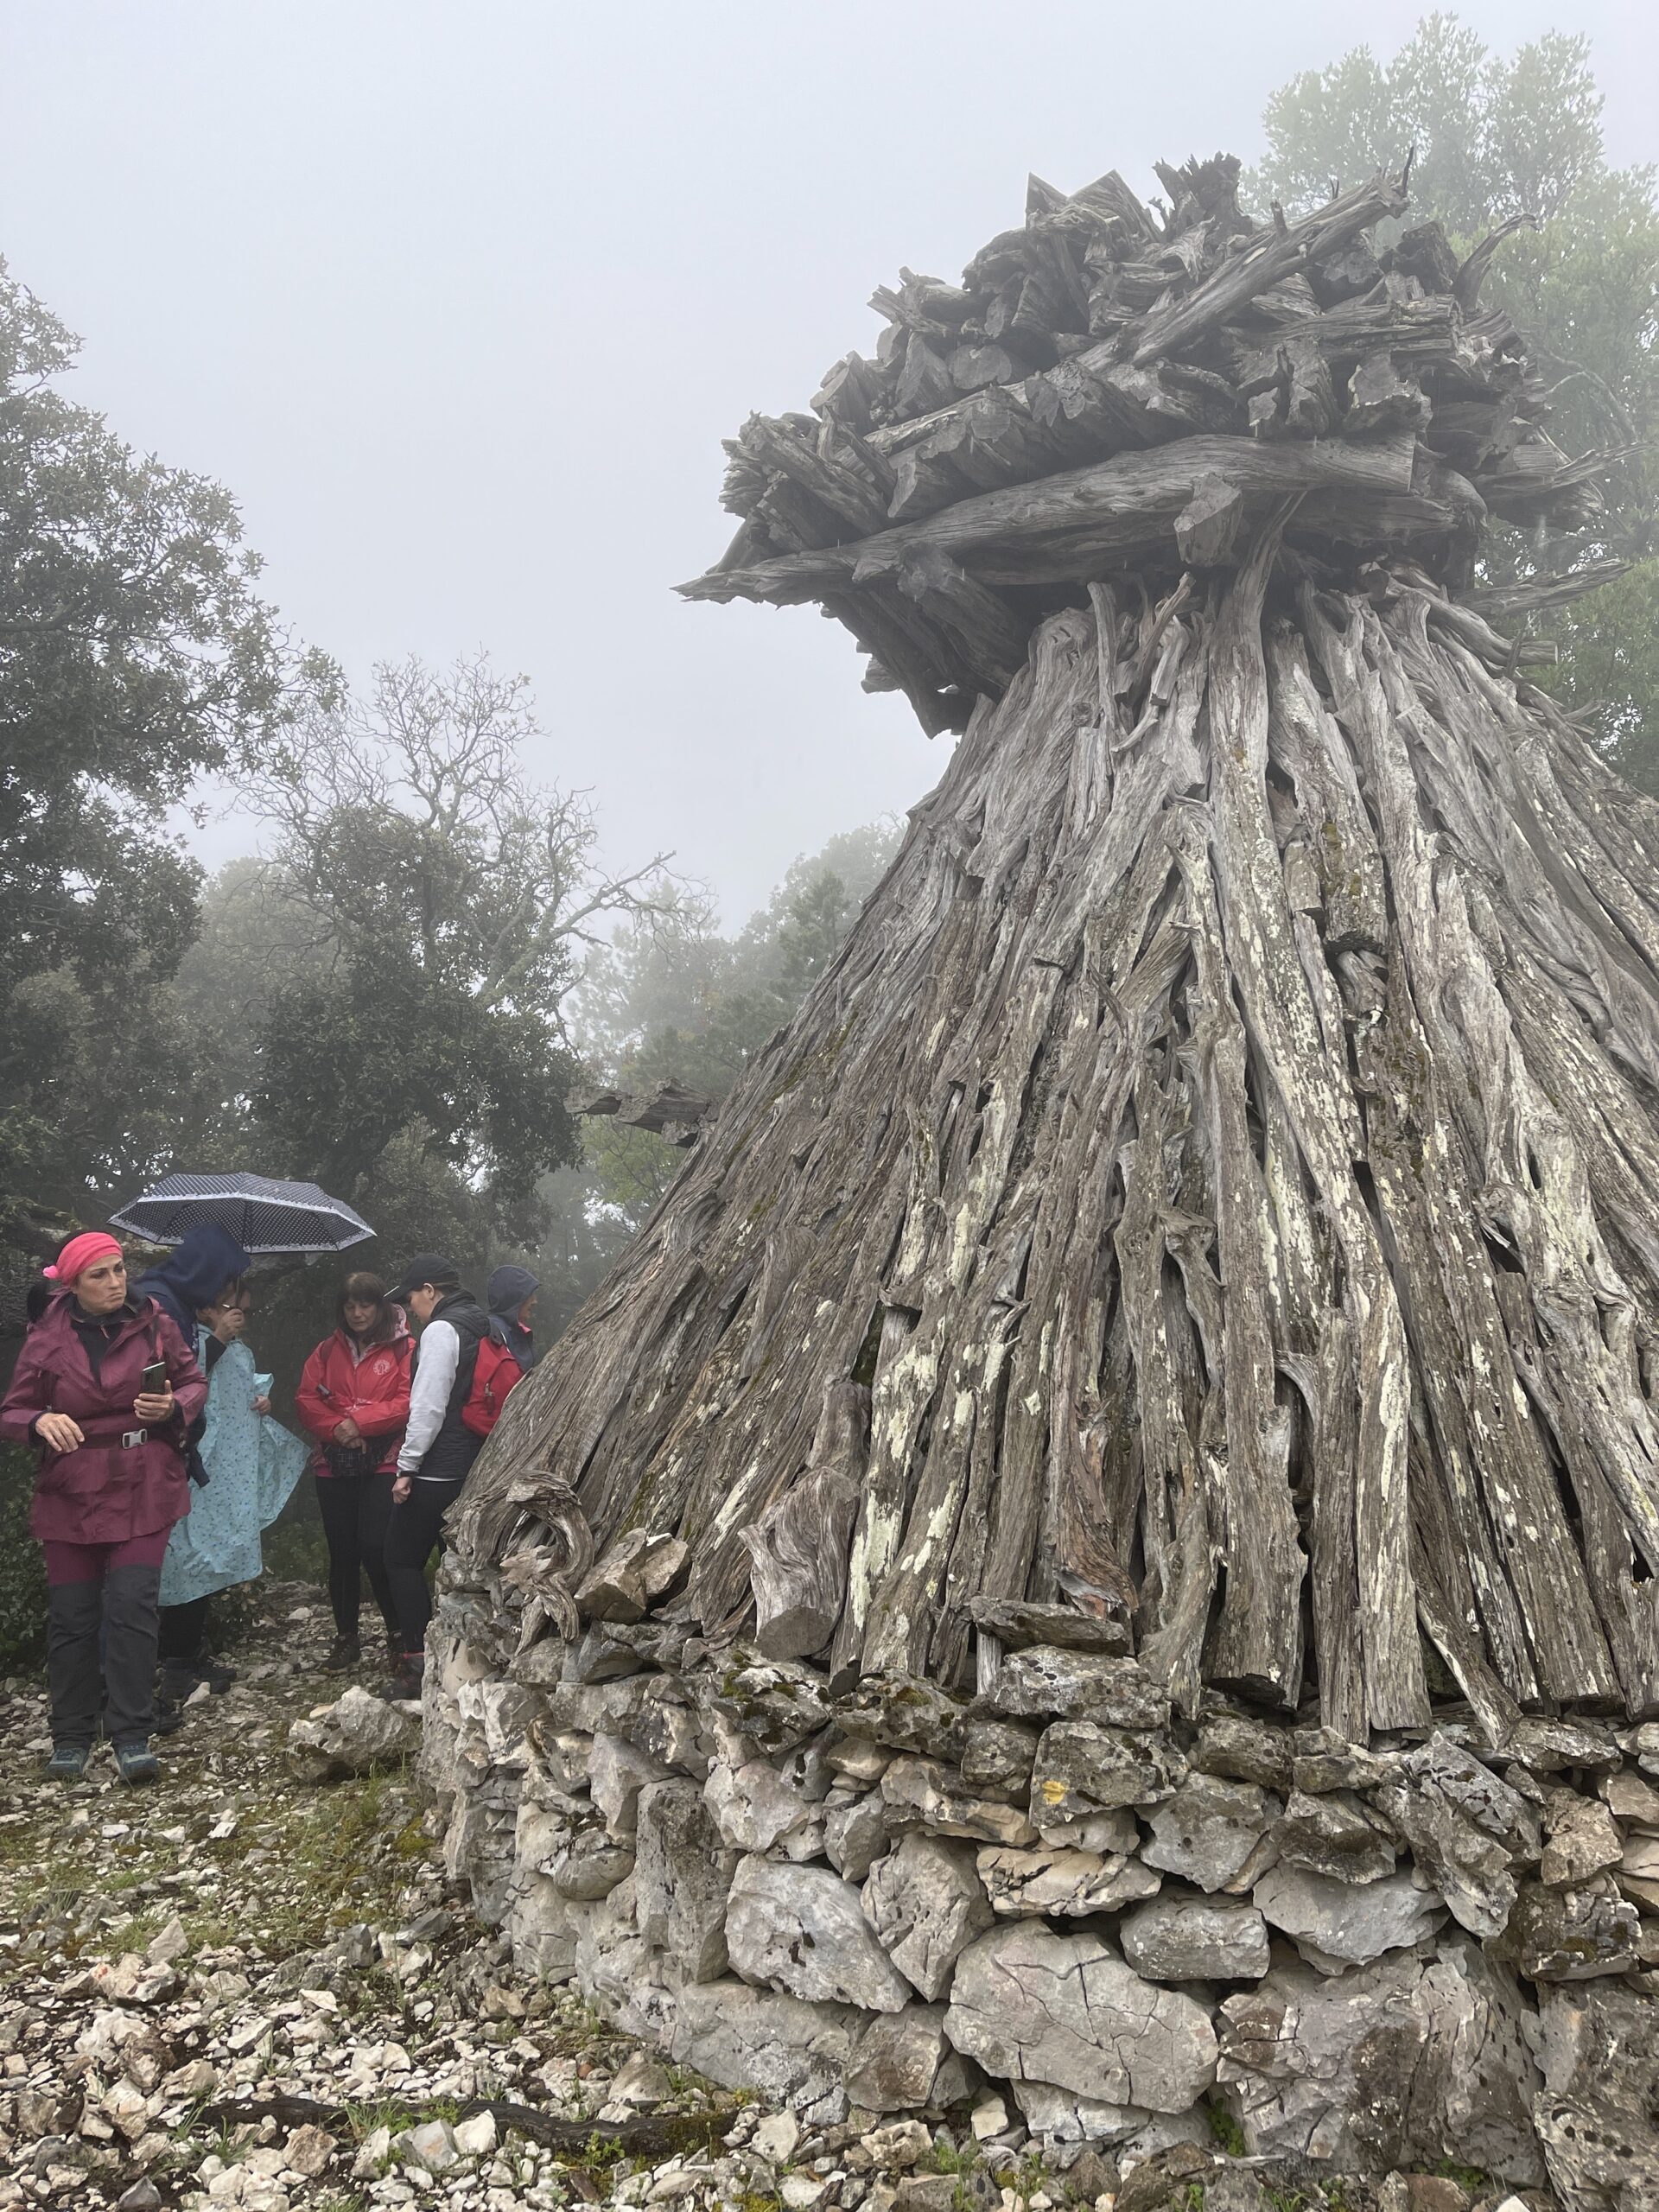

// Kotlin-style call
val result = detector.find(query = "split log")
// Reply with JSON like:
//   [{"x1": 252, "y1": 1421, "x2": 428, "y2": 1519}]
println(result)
[{"x1": 679, "y1": 432, "x2": 1472, "y2": 607}]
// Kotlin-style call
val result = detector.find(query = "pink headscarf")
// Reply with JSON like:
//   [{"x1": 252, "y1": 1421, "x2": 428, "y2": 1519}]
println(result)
[{"x1": 44, "y1": 1232, "x2": 124, "y2": 1284}]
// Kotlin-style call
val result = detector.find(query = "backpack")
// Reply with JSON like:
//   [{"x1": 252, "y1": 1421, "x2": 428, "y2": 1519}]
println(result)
[{"x1": 461, "y1": 1331, "x2": 523, "y2": 1437}]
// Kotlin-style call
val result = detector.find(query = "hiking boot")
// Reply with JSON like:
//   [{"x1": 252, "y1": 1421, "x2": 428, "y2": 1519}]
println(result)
[
  {"x1": 113, "y1": 1741, "x2": 162, "y2": 1786},
  {"x1": 384, "y1": 1653, "x2": 425, "y2": 1704},
  {"x1": 162, "y1": 1657, "x2": 236, "y2": 1699},
  {"x1": 45, "y1": 1741, "x2": 91, "y2": 1780},
  {"x1": 151, "y1": 1695, "x2": 186, "y2": 1738},
  {"x1": 322, "y1": 1634, "x2": 361, "y2": 1673}
]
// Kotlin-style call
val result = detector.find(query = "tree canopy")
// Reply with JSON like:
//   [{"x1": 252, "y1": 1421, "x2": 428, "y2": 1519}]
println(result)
[
  {"x1": 0, "y1": 258, "x2": 315, "y2": 1246},
  {"x1": 1250, "y1": 16, "x2": 1659, "y2": 785}
]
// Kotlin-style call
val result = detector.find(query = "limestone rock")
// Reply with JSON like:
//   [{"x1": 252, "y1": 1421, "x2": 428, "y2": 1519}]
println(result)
[
  {"x1": 1602, "y1": 1770, "x2": 1659, "y2": 1828},
  {"x1": 1011, "y1": 2081, "x2": 1153, "y2": 2143},
  {"x1": 634, "y1": 1780, "x2": 738, "y2": 1984},
  {"x1": 862, "y1": 1834, "x2": 994, "y2": 2000},
  {"x1": 1273, "y1": 1789, "x2": 1397, "y2": 1885},
  {"x1": 1141, "y1": 1774, "x2": 1279, "y2": 1892},
  {"x1": 1623, "y1": 1833, "x2": 1659, "y2": 1884},
  {"x1": 1253, "y1": 1865, "x2": 1445, "y2": 1974},
  {"x1": 708, "y1": 1655, "x2": 835, "y2": 1754},
  {"x1": 589, "y1": 1732, "x2": 672, "y2": 1837},
  {"x1": 1532, "y1": 2092, "x2": 1659, "y2": 2212},
  {"x1": 976, "y1": 1844, "x2": 1160, "y2": 1918},
  {"x1": 503, "y1": 1872, "x2": 581, "y2": 1977},
  {"x1": 286, "y1": 1687, "x2": 420, "y2": 1782},
  {"x1": 944, "y1": 1922, "x2": 1218, "y2": 2112},
  {"x1": 633, "y1": 1696, "x2": 709, "y2": 1777},
  {"x1": 824, "y1": 1786, "x2": 890, "y2": 1881},
  {"x1": 1503, "y1": 1717, "x2": 1618, "y2": 1774},
  {"x1": 1541, "y1": 1795, "x2": 1624, "y2": 1888},
  {"x1": 1119, "y1": 1897, "x2": 1270, "y2": 1980},
  {"x1": 1290, "y1": 1731, "x2": 1400, "y2": 1794},
  {"x1": 959, "y1": 1718, "x2": 1041, "y2": 1795},
  {"x1": 845, "y1": 2005, "x2": 957, "y2": 2113},
  {"x1": 1509, "y1": 1878, "x2": 1641, "y2": 1980},
  {"x1": 826, "y1": 1738, "x2": 891, "y2": 1784},
  {"x1": 1032, "y1": 1805, "x2": 1140, "y2": 1853},
  {"x1": 1217, "y1": 1943, "x2": 1544, "y2": 2181},
  {"x1": 980, "y1": 1647, "x2": 1171, "y2": 1731},
  {"x1": 880, "y1": 1756, "x2": 1038, "y2": 1846},
  {"x1": 834, "y1": 1672, "x2": 970, "y2": 1758},
  {"x1": 704, "y1": 1757, "x2": 827, "y2": 1861},
  {"x1": 969, "y1": 1596, "x2": 1132, "y2": 1656},
  {"x1": 531, "y1": 1727, "x2": 598, "y2": 1796},
  {"x1": 1030, "y1": 1722, "x2": 1185, "y2": 1822},
  {"x1": 727, "y1": 1855, "x2": 912, "y2": 2012},
  {"x1": 514, "y1": 1801, "x2": 634, "y2": 1901},
  {"x1": 1192, "y1": 1712, "x2": 1294, "y2": 1793},
  {"x1": 1532, "y1": 1980, "x2": 1659, "y2": 2210},
  {"x1": 1371, "y1": 1732, "x2": 1540, "y2": 1940},
  {"x1": 668, "y1": 1981, "x2": 861, "y2": 2124},
  {"x1": 543, "y1": 1672, "x2": 671, "y2": 1737}
]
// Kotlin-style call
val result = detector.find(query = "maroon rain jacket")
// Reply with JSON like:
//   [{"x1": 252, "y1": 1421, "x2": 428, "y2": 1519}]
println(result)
[{"x1": 0, "y1": 1293, "x2": 208, "y2": 1545}]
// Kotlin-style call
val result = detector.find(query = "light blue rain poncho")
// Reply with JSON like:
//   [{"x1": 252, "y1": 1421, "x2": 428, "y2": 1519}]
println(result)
[{"x1": 160, "y1": 1331, "x2": 308, "y2": 1605}]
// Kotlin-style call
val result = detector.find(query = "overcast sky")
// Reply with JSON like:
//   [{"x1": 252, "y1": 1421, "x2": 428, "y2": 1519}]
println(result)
[{"x1": 3, "y1": 2, "x2": 1653, "y2": 921}]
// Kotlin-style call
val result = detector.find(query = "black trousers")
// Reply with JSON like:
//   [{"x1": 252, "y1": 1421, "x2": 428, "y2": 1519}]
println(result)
[
  {"x1": 383, "y1": 1475, "x2": 464, "y2": 1658},
  {"x1": 48, "y1": 1566, "x2": 161, "y2": 1747},
  {"x1": 158, "y1": 1594, "x2": 210, "y2": 1663},
  {"x1": 315, "y1": 1470, "x2": 397, "y2": 1640}
]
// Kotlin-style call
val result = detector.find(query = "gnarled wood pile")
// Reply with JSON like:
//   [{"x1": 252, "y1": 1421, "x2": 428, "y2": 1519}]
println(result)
[{"x1": 452, "y1": 153, "x2": 1655, "y2": 1746}]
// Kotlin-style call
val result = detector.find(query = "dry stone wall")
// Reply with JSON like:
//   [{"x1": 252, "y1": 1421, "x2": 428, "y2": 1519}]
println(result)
[{"x1": 423, "y1": 1570, "x2": 1659, "y2": 2207}]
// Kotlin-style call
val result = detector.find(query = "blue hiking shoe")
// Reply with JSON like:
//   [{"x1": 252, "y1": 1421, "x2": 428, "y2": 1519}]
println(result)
[
  {"x1": 45, "y1": 1742, "x2": 92, "y2": 1780},
  {"x1": 113, "y1": 1741, "x2": 162, "y2": 1786}
]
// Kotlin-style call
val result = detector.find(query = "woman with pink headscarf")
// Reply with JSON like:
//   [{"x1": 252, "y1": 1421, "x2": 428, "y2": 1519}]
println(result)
[{"x1": 0, "y1": 1232, "x2": 207, "y2": 1783}]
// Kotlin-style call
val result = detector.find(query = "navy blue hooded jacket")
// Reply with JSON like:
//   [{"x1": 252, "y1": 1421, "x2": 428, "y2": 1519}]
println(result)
[
  {"x1": 135, "y1": 1224, "x2": 253, "y2": 1340},
  {"x1": 486, "y1": 1263, "x2": 539, "y2": 1372}
]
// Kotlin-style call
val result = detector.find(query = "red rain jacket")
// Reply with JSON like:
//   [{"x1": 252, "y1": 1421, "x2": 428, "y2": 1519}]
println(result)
[
  {"x1": 295, "y1": 1325, "x2": 413, "y2": 1477},
  {"x1": 0, "y1": 1293, "x2": 207, "y2": 1544}
]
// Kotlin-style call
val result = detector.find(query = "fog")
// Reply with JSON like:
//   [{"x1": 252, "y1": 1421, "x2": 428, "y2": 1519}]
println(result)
[{"x1": 3, "y1": 1, "x2": 1651, "y2": 918}]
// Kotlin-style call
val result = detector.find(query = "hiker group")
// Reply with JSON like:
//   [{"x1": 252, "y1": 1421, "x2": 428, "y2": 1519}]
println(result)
[{"x1": 0, "y1": 1236, "x2": 536, "y2": 1783}]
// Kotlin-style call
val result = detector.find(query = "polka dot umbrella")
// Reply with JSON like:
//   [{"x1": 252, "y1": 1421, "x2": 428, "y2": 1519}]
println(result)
[{"x1": 109, "y1": 1173, "x2": 374, "y2": 1255}]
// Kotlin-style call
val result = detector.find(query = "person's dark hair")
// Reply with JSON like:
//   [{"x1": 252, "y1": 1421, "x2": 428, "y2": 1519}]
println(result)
[{"x1": 337, "y1": 1269, "x2": 398, "y2": 1346}]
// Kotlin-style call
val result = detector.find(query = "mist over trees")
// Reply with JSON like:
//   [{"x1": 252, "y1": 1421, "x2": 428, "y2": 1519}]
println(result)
[{"x1": 1250, "y1": 16, "x2": 1659, "y2": 786}]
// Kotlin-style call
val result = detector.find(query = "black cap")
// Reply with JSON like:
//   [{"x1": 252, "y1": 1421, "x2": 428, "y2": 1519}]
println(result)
[{"x1": 387, "y1": 1252, "x2": 461, "y2": 1303}]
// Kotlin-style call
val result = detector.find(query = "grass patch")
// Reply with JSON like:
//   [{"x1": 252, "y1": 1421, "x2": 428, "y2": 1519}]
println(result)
[
  {"x1": 920, "y1": 2140, "x2": 982, "y2": 2177},
  {"x1": 1205, "y1": 2101, "x2": 1247, "y2": 2157},
  {"x1": 1433, "y1": 2163, "x2": 1491, "y2": 2196}
]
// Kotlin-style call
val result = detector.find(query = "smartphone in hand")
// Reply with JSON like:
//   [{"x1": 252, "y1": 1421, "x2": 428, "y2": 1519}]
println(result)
[{"x1": 140, "y1": 1359, "x2": 168, "y2": 1395}]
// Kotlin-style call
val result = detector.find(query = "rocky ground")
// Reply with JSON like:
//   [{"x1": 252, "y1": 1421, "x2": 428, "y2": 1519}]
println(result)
[{"x1": 0, "y1": 1583, "x2": 1548, "y2": 2212}]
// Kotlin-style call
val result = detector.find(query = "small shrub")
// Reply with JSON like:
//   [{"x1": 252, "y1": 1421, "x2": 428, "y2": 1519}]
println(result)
[
  {"x1": 1205, "y1": 2103, "x2": 1247, "y2": 2158},
  {"x1": 0, "y1": 1445, "x2": 46, "y2": 1669}
]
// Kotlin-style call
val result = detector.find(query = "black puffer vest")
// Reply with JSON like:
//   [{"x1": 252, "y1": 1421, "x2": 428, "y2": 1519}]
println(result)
[{"x1": 414, "y1": 1290, "x2": 490, "y2": 1483}]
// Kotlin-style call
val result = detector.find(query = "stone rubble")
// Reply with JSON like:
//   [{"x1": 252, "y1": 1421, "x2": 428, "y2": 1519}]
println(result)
[
  {"x1": 415, "y1": 1551, "x2": 1659, "y2": 2204},
  {"x1": 15, "y1": 1572, "x2": 1659, "y2": 2207}
]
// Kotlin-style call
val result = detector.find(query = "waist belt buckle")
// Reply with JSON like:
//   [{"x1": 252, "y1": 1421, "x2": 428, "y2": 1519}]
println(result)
[{"x1": 121, "y1": 1428, "x2": 148, "y2": 1450}]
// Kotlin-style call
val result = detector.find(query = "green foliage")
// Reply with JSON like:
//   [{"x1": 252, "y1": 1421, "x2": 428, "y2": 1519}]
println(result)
[
  {"x1": 245, "y1": 653, "x2": 669, "y2": 1244},
  {"x1": 1250, "y1": 16, "x2": 1659, "y2": 779},
  {"x1": 1535, "y1": 557, "x2": 1659, "y2": 792},
  {"x1": 1252, "y1": 20, "x2": 1610, "y2": 228},
  {"x1": 1205, "y1": 2101, "x2": 1248, "y2": 2157},
  {"x1": 0, "y1": 1444, "x2": 47, "y2": 1669},
  {"x1": 0, "y1": 258, "x2": 321, "y2": 1249},
  {"x1": 575, "y1": 819, "x2": 902, "y2": 1232}
]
